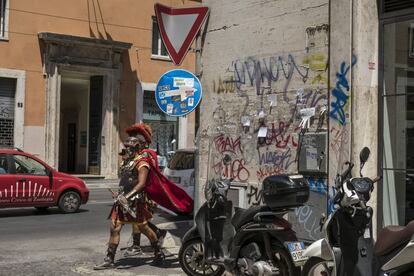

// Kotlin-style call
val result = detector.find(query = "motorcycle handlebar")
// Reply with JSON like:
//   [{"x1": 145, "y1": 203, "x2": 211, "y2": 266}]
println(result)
[{"x1": 373, "y1": 176, "x2": 382, "y2": 183}]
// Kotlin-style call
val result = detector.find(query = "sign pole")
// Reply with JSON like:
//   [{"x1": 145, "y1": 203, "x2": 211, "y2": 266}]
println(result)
[
  {"x1": 195, "y1": 30, "x2": 202, "y2": 77},
  {"x1": 194, "y1": 30, "x2": 202, "y2": 212}
]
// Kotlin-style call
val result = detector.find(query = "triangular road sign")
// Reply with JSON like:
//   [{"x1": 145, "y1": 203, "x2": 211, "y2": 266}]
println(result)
[{"x1": 154, "y1": 3, "x2": 209, "y2": 66}]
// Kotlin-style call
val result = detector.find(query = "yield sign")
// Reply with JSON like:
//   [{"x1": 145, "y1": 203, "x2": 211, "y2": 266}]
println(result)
[{"x1": 154, "y1": 3, "x2": 209, "y2": 66}]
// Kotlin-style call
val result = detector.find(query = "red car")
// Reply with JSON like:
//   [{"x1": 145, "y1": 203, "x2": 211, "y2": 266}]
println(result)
[{"x1": 0, "y1": 149, "x2": 89, "y2": 213}]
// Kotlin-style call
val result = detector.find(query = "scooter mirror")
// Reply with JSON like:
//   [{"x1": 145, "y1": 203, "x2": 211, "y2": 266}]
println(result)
[{"x1": 360, "y1": 147, "x2": 370, "y2": 164}]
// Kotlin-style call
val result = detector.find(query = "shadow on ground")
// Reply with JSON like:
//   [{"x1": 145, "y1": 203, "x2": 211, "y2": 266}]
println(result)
[
  {"x1": 114, "y1": 248, "x2": 181, "y2": 270},
  {"x1": 0, "y1": 207, "x2": 89, "y2": 218}
]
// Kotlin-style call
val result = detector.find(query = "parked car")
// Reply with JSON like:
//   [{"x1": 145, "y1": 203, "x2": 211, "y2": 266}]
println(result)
[
  {"x1": 163, "y1": 148, "x2": 195, "y2": 199},
  {"x1": 0, "y1": 149, "x2": 89, "y2": 213},
  {"x1": 157, "y1": 155, "x2": 168, "y2": 171}
]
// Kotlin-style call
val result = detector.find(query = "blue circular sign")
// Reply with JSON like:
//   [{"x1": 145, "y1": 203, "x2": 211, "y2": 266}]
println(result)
[{"x1": 155, "y1": 69, "x2": 202, "y2": 117}]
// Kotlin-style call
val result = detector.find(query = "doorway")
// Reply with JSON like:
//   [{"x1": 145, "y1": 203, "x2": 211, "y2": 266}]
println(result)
[
  {"x1": 59, "y1": 75, "x2": 103, "y2": 175},
  {"x1": 67, "y1": 123, "x2": 76, "y2": 172}
]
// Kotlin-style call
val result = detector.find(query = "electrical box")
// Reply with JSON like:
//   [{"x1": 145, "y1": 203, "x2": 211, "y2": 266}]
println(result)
[{"x1": 298, "y1": 132, "x2": 327, "y2": 175}]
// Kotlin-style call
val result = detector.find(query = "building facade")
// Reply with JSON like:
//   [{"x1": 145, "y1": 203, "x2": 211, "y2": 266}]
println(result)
[
  {"x1": 197, "y1": 0, "x2": 414, "y2": 240},
  {"x1": 0, "y1": 0, "x2": 199, "y2": 178}
]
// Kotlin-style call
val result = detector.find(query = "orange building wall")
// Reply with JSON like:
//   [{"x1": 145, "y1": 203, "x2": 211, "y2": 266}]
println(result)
[{"x1": 0, "y1": 0, "x2": 199, "y2": 126}]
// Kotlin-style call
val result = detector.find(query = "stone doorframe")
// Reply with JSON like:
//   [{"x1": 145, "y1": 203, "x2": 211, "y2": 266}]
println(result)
[
  {"x1": 39, "y1": 32, "x2": 131, "y2": 178},
  {"x1": 45, "y1": 64, "x2": 121, "y2": 177}
]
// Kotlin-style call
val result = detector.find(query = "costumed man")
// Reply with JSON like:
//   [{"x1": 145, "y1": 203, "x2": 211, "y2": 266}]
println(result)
[
  {"x1": 94, "y1": 123, "x2": 166, "y2": 269},
  {"x1": 118, "y1": 142, "x2": 167, "y2": 257}
]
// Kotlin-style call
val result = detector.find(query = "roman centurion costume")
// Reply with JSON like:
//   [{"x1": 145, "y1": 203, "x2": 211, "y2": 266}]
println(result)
[
  {"x1": 94, "y1": 123, "x2": 193, "y2": 270},
  {"x1": 110, "y1": 152, "x2": 155, "y2": 224}
]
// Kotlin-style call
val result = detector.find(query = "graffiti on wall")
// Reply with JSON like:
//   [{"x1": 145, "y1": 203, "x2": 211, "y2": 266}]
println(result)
[
  {"x1": 329, "y1": 55, "x2": 357, "y2": 178},
  {"x1": 245, "y1": 176, "x2": 334, "y2": 240},
  {"x1": 329, "y1": 55, "x2": 357, "y2": 125},
  {"x1": 290, "y1": 177, "x2": 332, "y2": 240},
  {"x1": 213, "y1": 76, "x2": 236, "y2": 94},
  {"x1": 256, "y1": 147, "x2": 296, "y2": 182},
  {"x1": 204, "y1": 50, "x2": 330, "y2": 241},
  {"x1": 246, "y1": 185, "x2": 264, "y2": 206},
  {"x1": 231, "y1": 54, "x2": 309, "y2": 96},
  {"x1": 211, "y1": 134, "x2": 251, "y2": 182}
]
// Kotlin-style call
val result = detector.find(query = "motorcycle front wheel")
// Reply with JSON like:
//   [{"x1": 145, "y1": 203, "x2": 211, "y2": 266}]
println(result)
[
  {"x1": 301, "y1": 257, "x2": 333, "y2": 276},
  {"x1": 178, "y1": 238, "x2": 225, "y2": 276}
]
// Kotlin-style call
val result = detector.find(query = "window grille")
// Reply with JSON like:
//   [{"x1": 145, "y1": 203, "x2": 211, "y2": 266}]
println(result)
[{"x1": 0, "y1": 77, "x2": 16, "y2": 148}]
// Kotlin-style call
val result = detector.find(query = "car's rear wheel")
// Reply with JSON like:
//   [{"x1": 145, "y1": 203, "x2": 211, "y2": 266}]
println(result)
[{"x1": 58, "y1": 191, "x2": 81, "y2": 213}]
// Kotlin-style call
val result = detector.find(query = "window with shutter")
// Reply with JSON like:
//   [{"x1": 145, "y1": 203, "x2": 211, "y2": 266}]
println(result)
[
  {"x1": 151, "y1": 17, "x2": 170, "y2": 59},
  {"x1": 0, "y1": 0, "x2": 7, "y2": 38},
  {"x1": 0, "y1": 77, "x2": 16, "y2": 148}
]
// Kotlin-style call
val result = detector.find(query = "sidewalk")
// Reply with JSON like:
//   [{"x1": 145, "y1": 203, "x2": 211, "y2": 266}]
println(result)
[{"x1": 156, "y1": 220, "x2": 193, "y2": 255}]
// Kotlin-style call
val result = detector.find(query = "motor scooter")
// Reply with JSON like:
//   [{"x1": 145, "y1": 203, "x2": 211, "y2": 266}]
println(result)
[
  {"x1": 301, "y1": 147, "x2": 414, "y2": 276},
  {"x1": 178, "y1": 173, "x2": 310, "y2": 276}
]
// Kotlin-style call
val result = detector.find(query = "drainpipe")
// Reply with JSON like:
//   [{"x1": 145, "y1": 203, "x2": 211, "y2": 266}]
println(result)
[
  {"x1": 350, "y1": 0, "x2": 354, "y2": 163},
  {"x1": 194, "y1": 30, "x2": 202, "y2": 212}
]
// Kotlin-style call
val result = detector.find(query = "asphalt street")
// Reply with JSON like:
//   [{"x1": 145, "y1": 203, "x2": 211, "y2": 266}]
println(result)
[{"x1": 0, "y1": 185, "x2": 192, "y2": 276}]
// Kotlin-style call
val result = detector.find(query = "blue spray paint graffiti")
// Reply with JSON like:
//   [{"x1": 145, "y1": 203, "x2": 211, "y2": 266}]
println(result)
[
  {"x1": 329, "y1": 55, "x2": 357, "y2": 125},
  {"x1": 306, "y1": 176, "x2": 336, "y2": 214},
  {"x1": 291, "y1": 177, "x2": 337, "y2": 240}
]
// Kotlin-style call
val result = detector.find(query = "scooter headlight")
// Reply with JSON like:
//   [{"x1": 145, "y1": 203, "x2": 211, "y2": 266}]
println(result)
[
  {"x1": 350, "y1": 178, "x2": 372, "y2": 193},
  {"x1": 350, "y1": 177, "x2": 373, "y2": 202}
]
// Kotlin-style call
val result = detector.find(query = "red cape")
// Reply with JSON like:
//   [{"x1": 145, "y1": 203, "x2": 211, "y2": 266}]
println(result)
[{"x1": 140, "y1": 149, "x2": 194, "y2": 214}]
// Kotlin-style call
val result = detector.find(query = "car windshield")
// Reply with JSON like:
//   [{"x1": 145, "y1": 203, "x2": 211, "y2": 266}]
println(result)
[{"x1": 168, "y1": 152, "x2": 194, "y2": 170}]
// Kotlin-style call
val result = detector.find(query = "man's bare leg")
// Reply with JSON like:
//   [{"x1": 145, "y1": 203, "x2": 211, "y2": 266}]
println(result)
[
  {"x1": 138, "y1": 223, "x2": 165, "y2": 265},
  {"x1": 124, "y1": 223, "x2": 144, "y2": 256},
  {"x1": 94, "y1": 222, "x2": 123, "y2": 270}
]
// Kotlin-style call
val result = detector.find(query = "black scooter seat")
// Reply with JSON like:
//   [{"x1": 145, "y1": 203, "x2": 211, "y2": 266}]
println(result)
[
  {"x1": 231, "y1": 205, "x2": 271, "y2": 229},
  {"x1": 374, "y1": 220, "x2": 414, "y2": 256}
]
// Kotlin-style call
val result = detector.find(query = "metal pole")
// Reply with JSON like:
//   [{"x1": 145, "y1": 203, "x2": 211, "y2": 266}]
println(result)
[
  {"x1": 193, "y1": 30, "x2": 202, "y2": 212},
  {"x1": 195, "y1": 30, "x2": 202, "y2": 77}
]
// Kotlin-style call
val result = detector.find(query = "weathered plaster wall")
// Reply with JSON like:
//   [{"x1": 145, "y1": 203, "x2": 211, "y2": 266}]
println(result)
[
  {"x1": 350, "y1": 0, "x2": 379, "y2": 235},
  {"x1": 199, "y1": 0, "x2": 330, "y2": 240},
  {"x1": 199, "y1": 0, "x2": 381, "y2": 240},
  {"x1": 329, "y1": 0, "x2": 379, "y2": 234}
]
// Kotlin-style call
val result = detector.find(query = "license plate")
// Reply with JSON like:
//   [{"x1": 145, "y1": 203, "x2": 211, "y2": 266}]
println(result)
[{"x1": 286, "y1": 242, "x2": 307, "y2": 263}]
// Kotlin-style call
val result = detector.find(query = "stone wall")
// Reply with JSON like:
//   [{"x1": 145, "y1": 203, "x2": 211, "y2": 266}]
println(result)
[{"x1": 198, "y1": 0, "x2": 330, "y2": 240}]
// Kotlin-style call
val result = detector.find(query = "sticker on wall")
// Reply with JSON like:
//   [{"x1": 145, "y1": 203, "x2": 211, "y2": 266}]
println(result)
[
  {"x1": 155, "y1": 69, "x2": 202, "y2": 117},
  {"x1": 268, "y1": 95, "x2": 277, "y2": 107},
  {"x1": 241, "y1": 116, "x2": 250, "y2": 127},
  {"x1": 258, "y1": 126, "x2": 268, "y2": 137}
]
